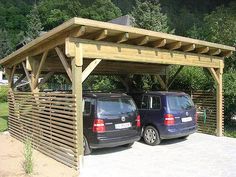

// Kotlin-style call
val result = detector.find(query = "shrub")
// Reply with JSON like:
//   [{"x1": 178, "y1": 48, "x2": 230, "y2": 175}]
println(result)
[
  {"x1": 23, "y1": 138, "x2": 33, "y2": 174},
  {"x1": 0, "y1": 85, "x2": 8, "y2": 103}
]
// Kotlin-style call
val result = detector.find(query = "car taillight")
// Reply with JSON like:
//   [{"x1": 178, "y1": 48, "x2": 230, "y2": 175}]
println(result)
[
  {"x1": 136, "y1": 115, "x2": 141, "y2": 127},
  {"x1": 195, "y1": 112, "x2": 198, "y2": 123},
  {"x1": 164, "y1": 114, "x2": 175, "y2": 126},
  {"x1": 93, "y1": 119, "x2": 105, "y2": 133}
]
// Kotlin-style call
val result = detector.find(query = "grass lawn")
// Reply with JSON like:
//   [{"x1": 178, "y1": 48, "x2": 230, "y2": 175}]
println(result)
[{"x1": 0, "y1": 102, "x2": 8, "y2": 132}]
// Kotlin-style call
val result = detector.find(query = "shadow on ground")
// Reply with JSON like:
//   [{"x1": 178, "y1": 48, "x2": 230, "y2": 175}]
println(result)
[{"x1": 90, "y1": 137, "x2": 187, "y2": 156}]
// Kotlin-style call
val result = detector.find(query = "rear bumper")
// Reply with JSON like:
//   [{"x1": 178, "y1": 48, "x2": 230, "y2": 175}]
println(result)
[
  {"x1": 160, "y1": 125, "x2": 197, "y2": 139},
  {"x1": 90, "y1": 135, "x2": 141, "y2": 149}
]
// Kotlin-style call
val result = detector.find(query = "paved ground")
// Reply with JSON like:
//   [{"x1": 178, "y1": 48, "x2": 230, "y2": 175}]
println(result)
[
  {"x1": 81, "y1": 133, "x2": 236, "y2": 177},
  {"x1": 1, "y1": 132, "x2": 236, "y2": 177}
]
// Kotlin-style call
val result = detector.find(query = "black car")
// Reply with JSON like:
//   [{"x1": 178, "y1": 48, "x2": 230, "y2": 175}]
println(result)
[{"x1": 83, "y1": 92, "x2": 141, "y2": 154}]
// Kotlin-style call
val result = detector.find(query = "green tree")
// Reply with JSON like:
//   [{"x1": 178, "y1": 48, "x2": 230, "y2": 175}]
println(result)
[
  {"x1": 0, "y1": 29, "x2": 12, "y2": 60},
  {"x1": 130, "y1": 0, "x2": 173, "y2": 33},
  {"x1": 38, "y1": 0, "x2": 81, "y2": 30},
  {"x1": 25, "y1": 5, "x2": 43, "y2": 43},
  {"x1": 80, "y1": 0, "x2": 122, "y2": 21}
]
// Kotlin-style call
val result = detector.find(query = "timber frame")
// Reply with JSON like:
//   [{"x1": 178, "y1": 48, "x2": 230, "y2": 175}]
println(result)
[{"x1": 0, "y1": 17, "x2": 235, "y2": 170}]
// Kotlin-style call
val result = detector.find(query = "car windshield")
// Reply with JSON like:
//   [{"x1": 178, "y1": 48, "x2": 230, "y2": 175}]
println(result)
[
  {"x1": 167, "y1": 95, "x2": 194, "y2": 111},
  {"x1": 97, "y1": 97, "x2": 136, "y2": 116}
]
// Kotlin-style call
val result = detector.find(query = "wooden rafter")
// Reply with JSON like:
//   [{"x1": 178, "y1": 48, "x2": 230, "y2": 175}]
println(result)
[
  {"x1": 208, "y1": 68, "x2": 219, "y2": 84},
  {"x1": 150, "y1": 39, "x2": 167, "y2": 48},
  {"x1": 129, "y1": 36, "x2": 149, "y2": 45},
  {"x1": 220, "y1": 50, "x2": 233, "y2": 57},
  {"x1": 37, "y1": 71, "x2": 54, "y2": 88},
  {"x1": 86, "y1": 29, "x2": 108, "y2": 40},
  {"x1": 70, "y1": 25, "x2": 86, "y2": 38},
  {"x1": 8, "y1": 65, "x2": 16, "y2": 87},
  {"x1": 1, "y1": 17, "x2": 234, "y2": 67},
  {"x1": 22, "y1": 62, "x2": 33, "y2": 91},
  {"x1": 55, "y1": 47, "x2": 72, "y2": 82},
  {"x1": 13, "y1": 73, "x2": 26, "y2": 88},
  {"x1": 109, "y1": 32, "x2": 129, "y2": 43},
  {"x1": 118, "y1": 75, "x2": 130, "y2": 92},
  {"x1": 208, "y1": 49, "x2": 221, "y2": 56},
  {"x1": 167, "y1": 66, "x2": 184, "y2": 89},
  {"x1": 82, "y1": 59, "x2": 101, "y2": 82},
  {"x1": 69, "y1": 38, "x2": 222, "y2": 68},
  {"x1": 196, "y1": 46, "x2": 209, "y2": 54},
  {"x1": 166, "y1": 41, "x2": 182, "y2": 50},
  {"x1": 34, "y1": 50, "x2": 48, "y2": 88},
  {"x1": 182, "y1": 44, "x2": 196, "y2": 52},
  {"x1": 156, "y1": 74, "x2": 167, "y2": 90}
]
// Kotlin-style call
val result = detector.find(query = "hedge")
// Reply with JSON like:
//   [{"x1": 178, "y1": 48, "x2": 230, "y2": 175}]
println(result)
[{"x1": 0, "y1": 85, "x2": 8, "y2": 103}]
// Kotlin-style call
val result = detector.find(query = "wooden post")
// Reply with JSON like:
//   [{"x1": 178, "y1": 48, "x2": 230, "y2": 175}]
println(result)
[
  {"x1": 216, "y1": 64, "x2": 223, "y2": 136},
  {"x1": 208, "y1": 64, "x2": 224, "y2": 136},
  {"x1": 72, "y1": 43, "x2": 84, "y2": 170}
]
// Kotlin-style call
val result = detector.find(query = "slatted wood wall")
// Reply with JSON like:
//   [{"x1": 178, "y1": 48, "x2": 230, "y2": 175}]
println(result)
[
  {"x1": 8, "y1": 91, "x2": 78, "y2": 169},
  {"x1": 191, "y1": 91, "x2": 224, "y2": 135}
]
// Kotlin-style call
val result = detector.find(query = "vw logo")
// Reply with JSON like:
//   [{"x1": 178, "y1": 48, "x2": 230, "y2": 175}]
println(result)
[
  {"x1": 186, "y1": 112, "x2": 189, "y2": 116},
  {"x1": 121, "y1": 116, "x2": 126, "y2": 122}
]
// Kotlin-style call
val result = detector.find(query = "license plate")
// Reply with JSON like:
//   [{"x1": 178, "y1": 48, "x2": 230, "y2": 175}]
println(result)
[
  {"x1": 181, "y1": 117, "x2": 192, "y2": 122},
  {"x1": 115, "y1": 122, "x2": 131, "y2": 129}
]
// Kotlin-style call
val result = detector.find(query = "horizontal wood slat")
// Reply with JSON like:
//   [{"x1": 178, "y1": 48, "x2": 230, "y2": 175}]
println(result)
[
  {"x1": 8, "y1": 91, "x2": 78, "y2": 169},
  {"x1": 192, "y1": 91, "x2": 224, "y2": 135}
]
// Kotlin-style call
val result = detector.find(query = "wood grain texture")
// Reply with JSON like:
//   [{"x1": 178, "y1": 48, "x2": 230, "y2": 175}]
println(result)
[{"x1": 8, "y1": 92, "x2": 78, "y2": 169}]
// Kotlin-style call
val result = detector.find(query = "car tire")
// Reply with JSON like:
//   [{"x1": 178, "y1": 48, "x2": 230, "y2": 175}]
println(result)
[
  {"x1": 143, "y1": 126, "x2": 161, "y2": 145},
  {"x1": 122, "y1": 142, "x2": 134, "y2": 148},
  {"x1": 83, "y1": 136, "x2": 92, "y2": 155},
  {"x1": 179, "y1": 135, "x2": 189, "y2": 139}
]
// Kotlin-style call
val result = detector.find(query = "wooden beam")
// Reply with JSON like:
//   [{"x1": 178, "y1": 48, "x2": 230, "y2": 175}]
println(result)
[
  {"x1": 109, "y1": 32, "x2": 129, "y2": 43},
  {"x1": 167, "y1": 66, "x2": 184, "y2": 89},
  {"x1": 216, "y1": 64, "x2": 223, "y2": 136},
  {"x1": 86, "y1": 29, "x2": 108, "y2": 40},
  {"x1": 156, "y1": 75, "x2": 167, "y2": 90},
  {"x1": 69, "y1": 38, "x2": 222, "y2": 68},
  {"x1": 13, "y1": 73, "x2": 26, "y2": 89},
  {"x1": 37, "y1": 72, "x2": 54, "y2": 88},
  {"x1": 55, "y1": 47, "x2": 72, "y2": 82},
  {"x1": 70, "y1": 26, "x2": 86, "y2": 38},
  {"x1": 166, "y1": 41, "x2": 182, "y2": 50},
  {"x1": 208, "y1": 49, "x2": 221, "y2": 56},
  {"x1": 22, "y1": 62, "x2": 33, "y2": 91},
  {"x1": 82, "y1": 59, "x2": 101, "y2": 82},
  {"x1": 220, "y1": 50, "x2": 233, "y2": 57},
  {"x1": 182, "y1": 44, "x2": 195, "y2": 52},
  {"x1": 129, "y1": 36, "x2": 149, "y2": 45},
  {"x1": 72, "y1": 43, "x2": 84, "y2": 169},
  {"x1": 150, "y1": 39, "x2": 166, "y2": 48},
  {"x1": 207, "y1": 68, "x2": 219, "y2": 84},
  {"x1": 196, "y1": 46, "x2": 209, "y2": 54},
  {"x1": 117, "y1": 75, "x2": 130, "y2": 92},
  {"x1": 9, "y1": 65, "x2": 16, "y2": 88},
  {"x1": 34, "y1": 51, "x2": 48, "y2": 88}
]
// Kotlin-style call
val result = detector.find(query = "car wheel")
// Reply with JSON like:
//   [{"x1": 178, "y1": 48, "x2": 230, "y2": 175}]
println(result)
[
  {"x1": 143, "y1": 126, "x2": 161, "y2": 145},
  {"x1": 83, "y1": 136, "x2": 92, "y2": 155},
  {"x1": 122, "y1": 142, "x2": 134, "y2": 148}
]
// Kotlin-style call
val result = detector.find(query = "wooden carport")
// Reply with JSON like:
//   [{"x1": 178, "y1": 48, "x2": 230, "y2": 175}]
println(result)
[{"x1": 0, "y1": 17, "x2": 235, "y2": 170}]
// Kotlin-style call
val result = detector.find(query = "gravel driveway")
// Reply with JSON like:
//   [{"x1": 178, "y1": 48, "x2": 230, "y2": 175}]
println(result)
[{"x1": 81, "y1": 133, "x2": 236, "y2": 177}]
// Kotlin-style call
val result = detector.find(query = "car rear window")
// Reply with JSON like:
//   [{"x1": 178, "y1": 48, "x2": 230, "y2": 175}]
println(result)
[
  {"x1": 97, "y1": 97, "x2": 136, "y2": 116},
  {"x1": 167, "y1": 95, "x2": 194, "y2": 111}
]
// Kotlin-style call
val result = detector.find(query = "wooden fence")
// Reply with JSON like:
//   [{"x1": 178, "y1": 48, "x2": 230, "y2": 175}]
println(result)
[
  {"x1": 192, "y1": 91, "x2": 224, "y2": 135},
  {"x1": 8, "y1": 91, "x2": 78, "y2": 169}
]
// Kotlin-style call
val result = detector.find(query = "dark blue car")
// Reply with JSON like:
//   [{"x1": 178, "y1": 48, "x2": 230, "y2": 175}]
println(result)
[{"x1": 131, "y1": 91, "x2": 197, "y2": 145}]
